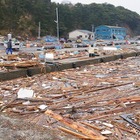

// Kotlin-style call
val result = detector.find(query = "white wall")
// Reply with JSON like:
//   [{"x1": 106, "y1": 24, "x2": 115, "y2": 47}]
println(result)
[{"x1": 69, "y1": 30, "x2": 94, "y2": 40}]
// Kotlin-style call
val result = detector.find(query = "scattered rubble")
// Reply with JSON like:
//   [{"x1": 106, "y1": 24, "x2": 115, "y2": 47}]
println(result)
[
  {"x1": 0, "y1": 43, "x2": 139, "y2": 72},
  {"x1": 0, "y1": 55, "x2": 140, "y2": 139}
]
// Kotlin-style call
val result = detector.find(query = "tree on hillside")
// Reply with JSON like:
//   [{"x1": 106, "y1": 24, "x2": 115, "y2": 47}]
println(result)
[{"x1": 0, "y1": 1, "x2": 140, "y2": 38}]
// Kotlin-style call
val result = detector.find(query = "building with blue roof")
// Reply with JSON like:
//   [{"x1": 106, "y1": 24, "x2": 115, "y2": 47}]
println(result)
[{"x1": 95, "y1": 25, "x2": 127, "y2": 40}]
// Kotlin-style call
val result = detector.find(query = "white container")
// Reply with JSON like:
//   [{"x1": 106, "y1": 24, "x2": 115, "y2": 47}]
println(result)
[
  {"x1": 8, "y1": 33, "x2": 12, "y2": 41},
  {"x1": 45, "y1": 53, "x2": 54, "y2": 62}
]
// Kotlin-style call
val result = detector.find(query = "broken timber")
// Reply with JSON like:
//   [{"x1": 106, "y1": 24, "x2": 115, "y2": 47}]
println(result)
[{"x1": 45, "y1": 110, "x2": 107, "y2": 140}]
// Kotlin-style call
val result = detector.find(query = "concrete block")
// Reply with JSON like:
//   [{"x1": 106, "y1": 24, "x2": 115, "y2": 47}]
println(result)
[
  {"x1": 0, "y1": 69, "x2": 27, "y2": 81},
  {"x1": 101, "y1": 55, "x2": 116, "y2": 62},
  {"x1": 27, "y1": 67, "x2": 41, "y2": 76}
]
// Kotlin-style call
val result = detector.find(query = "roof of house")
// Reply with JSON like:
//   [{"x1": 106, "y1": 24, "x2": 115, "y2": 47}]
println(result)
[
  {"x1": 69, "y1": 29, "x2": 93, "y2": 34},
  {"x1": 96, "y1": 25, "x2": 125, "y2": 29}
]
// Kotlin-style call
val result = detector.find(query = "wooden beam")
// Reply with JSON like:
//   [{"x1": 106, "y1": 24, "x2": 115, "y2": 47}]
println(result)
[
  {"x1": 59, "y1": 126, "x2": 90, "y2": 139},
  {"x1": 45, "y1": 110, "x2": 107, "y2": 140}
]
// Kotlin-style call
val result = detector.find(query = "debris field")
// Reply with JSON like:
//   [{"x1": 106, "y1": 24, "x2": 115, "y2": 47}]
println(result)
[
  {"x1": 0, "y1": 55, "x2": 140, "y2": 139},
  {"x1": 0, "y1": 44, "x2": 138, "y2": 72}
]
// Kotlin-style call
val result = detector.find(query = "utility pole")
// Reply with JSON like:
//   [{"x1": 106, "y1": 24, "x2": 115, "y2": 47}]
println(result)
[
  {"x1": 92, "y1": 24, "x2": 94, "y2": 32},
  {"x1": 38, "y1": 22, "x2": 41, "y2": 39},
  {"x1": 55, "y1": 8, "x2": 59, "y2": 41}
]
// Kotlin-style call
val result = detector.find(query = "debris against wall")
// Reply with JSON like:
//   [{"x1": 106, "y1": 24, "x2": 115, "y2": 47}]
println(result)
[{"x1": 0, "y1": 56, "x2": 140, "y2": 139}]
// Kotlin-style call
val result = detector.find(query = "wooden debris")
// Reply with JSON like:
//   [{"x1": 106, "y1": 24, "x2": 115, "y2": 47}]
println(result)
[
  {"x1": 87, "y1": 104, "x2": 139, "y2": 121},
  {"x1": 16, "y1": 97, "x2": 53, "y2": 103},
  {"x1": 81, "y1": 122, "x2": 103, "y2": 131},
  {"x1": 0, "y1": 96, "x2": 17, "y2": 112},
  {"x1": 0, "y1": 60, "x2": 39, "y2": 68},
  {"x1": 59, "y1": 126, "x2": 90, "y2": 139},
  {"x1": 135, "y1": 112, "x2": 140, "y2": 125},
  {"x1": 114, "y1": 127, "x2": 123, "y2": 140},
  {"x1": 7, "y1": 54, "x2": 19, "y2": 61},
  {"x1": 45, "y1": 110, "x2": 107, "y2": 140},
  {"x1": 1, "y1": 53, "x2": 140, "y2": 139}
]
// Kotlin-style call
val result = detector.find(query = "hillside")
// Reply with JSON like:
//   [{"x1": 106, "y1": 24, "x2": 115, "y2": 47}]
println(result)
[{"x1": 0, "y1": 0, "x2": 140, "y2": 39}]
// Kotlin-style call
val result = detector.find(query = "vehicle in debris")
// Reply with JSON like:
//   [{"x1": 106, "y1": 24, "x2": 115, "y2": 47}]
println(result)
[
  {"x1": 88, "y1": 42, "x2": 99, "y2": 57},
  {"x1": 4, "y1": 38, "x2": 20, "y2": 50}
]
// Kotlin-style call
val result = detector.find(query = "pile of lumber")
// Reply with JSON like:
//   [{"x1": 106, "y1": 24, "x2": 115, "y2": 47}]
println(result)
[{"x1": 0, "y1": 60, "x2": 39, "y2": 68}]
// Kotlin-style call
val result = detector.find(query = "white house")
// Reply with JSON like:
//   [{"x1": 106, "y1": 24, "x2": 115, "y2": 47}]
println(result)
[{"x1": 69, "y1": 30, "x2": 94, "y2": 40}]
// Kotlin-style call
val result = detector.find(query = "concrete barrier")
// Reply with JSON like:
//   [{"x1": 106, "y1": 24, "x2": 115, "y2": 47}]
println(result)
[
  {"x1": 0, "y1": 69, "x2": 27, "y2": 81},
  {"x1": 1, "y1": 51, "x2": 140, "y2": 81},
  {"x1": 101, "y1": 55, "x2": 116, "y2": 62},
  {"x1": 122, "y1": 52, "x2": 137, "y2": 59}
]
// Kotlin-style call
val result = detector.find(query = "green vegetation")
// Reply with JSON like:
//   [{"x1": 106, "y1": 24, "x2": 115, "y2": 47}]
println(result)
[{"x1": 0, "y1": 0, "x2": 140, "y2": 39}]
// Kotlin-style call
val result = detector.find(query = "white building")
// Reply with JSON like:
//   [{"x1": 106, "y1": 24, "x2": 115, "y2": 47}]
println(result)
[{"x1": 69, "y1": 29, "x2": 94, "y2": 40}]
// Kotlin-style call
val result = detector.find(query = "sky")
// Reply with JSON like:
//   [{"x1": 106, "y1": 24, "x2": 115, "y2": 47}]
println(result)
[{"x1": 51, "y1": 0, "x2": 140, "y2": 15}]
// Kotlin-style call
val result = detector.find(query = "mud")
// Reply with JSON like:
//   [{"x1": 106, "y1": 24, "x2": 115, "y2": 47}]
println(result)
[{"x1": 0, "y1": 114, "x2": 78, "y2": 140}]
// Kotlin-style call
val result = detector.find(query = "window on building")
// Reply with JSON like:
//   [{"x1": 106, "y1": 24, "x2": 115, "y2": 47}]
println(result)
[{"x1": 102, "y1": 29, "x2": 106, "y2": 32}]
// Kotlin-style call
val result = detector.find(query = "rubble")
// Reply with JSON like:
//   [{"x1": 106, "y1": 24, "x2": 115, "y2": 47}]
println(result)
[
  {"x1": 0, "y1": 54, "x2": 140, "y2": 139},
  {"x1": 0, "y1": 43, "x2": 138, "y2": 73}
]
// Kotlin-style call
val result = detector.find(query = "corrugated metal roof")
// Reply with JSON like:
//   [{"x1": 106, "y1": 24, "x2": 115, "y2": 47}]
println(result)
[
  {"x1": 96, "y1": 25, "x2": 125, "y2": 29},
  {"x1": 77, "y1": 29, "x2": 93, "y2": 34},
  {"x1": 105, "y1": 25, "x2": 124, "y2": 29}
]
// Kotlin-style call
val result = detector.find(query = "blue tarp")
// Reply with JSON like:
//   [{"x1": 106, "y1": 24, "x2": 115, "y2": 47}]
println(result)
[{"x1": 45, "y1": 36, "x2": 57, "y2": 42}]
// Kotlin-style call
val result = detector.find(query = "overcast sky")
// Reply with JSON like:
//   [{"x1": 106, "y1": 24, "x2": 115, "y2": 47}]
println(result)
[{"x1": 51, "y1": 0, "x2": 140, "y2": 15}]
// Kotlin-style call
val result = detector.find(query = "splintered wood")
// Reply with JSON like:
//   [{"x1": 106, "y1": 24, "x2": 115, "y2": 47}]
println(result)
[
  {"x1": 45, "y1": 110, "x2": 107, "y2": 140},
  {"x1": 0, "y1": 60, "x2": 39, "y2": 68},
  {"x1": 0, "y1": 56, "x2": 140, "y2": 139}
]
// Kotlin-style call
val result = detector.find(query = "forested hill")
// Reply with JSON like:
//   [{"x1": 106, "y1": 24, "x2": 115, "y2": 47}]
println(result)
[{"x1": 0, "y1": 0, "x2": 140, "y2": 38}]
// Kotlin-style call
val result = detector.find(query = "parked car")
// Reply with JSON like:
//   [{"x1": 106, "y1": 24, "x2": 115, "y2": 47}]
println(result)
[{"x1": 4, "y1": 39, "x2": 20, "y2": 50}]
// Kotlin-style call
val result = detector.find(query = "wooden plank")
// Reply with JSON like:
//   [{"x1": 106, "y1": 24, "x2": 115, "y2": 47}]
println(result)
[
  {"x1": 86, "y1": 104, "x2": 139, "y2": 121},
  {"x1": 59, "y1": 126, "x2": 90, "y2": 139},
  {"x1": 45, "y1": 110, "x2": 107, "y2": 140},
  {"x1": 116, "y1": 125, "x2": 136, "y2": 134},
  {"x1": 114, "y1": 127, "x2": 123, "y2": 140},
  {"x1": 81, "y1": 122, "x2": 103, "y2": 131},
  {"x1": 107, "y1": 96, "x2": 140, "y2": 105}
]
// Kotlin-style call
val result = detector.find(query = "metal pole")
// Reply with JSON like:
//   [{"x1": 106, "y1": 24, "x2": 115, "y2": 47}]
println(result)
[
  {"x1": 38, "y1": 22, "x2": 41, "y2": 39},
  {"x1": 92, "y1": 24, "x2": 94, "y2": 32},
  {"x1": 56, "y1": 8, "x2": 59, "y2": 41}
]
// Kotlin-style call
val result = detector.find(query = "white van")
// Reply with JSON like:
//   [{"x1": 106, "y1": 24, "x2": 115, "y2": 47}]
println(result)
[
  {"x1": 4, "y1": 39, "x2": 20, "y2": 50},
  {"x1": 12, "y1": 40, "x2": 20, "y2": 50}
]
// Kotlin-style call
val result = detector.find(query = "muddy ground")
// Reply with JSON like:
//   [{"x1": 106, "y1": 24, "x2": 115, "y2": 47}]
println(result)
[{"x1": 0, "y1": 114, "x2": 78, "y2": 140}]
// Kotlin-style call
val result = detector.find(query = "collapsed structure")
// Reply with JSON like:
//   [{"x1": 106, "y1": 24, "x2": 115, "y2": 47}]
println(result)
[{"x1": 0, "y1": 48, "x2": 140, "y2": 139}]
